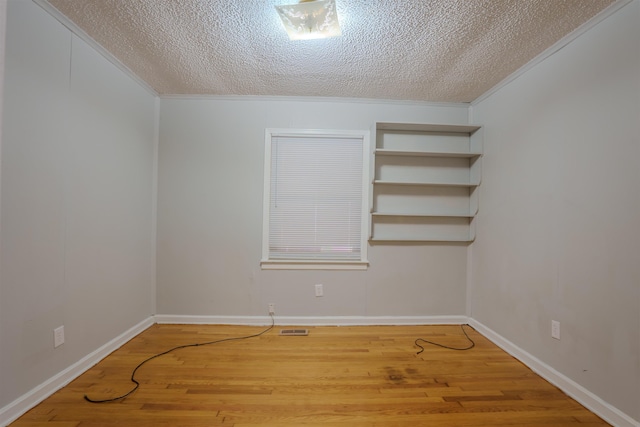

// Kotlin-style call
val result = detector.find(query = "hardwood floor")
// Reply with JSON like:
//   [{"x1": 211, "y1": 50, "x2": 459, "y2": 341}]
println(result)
[{"x1": 11, "y1": 324, "x2": 610, "y2": 426}]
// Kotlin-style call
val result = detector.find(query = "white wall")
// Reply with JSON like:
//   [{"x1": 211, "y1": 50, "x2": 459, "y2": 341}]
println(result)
[
  {"x1": 157, "y1": 98, "x2": 471, "y2": 318},
  {"x1": 470, "y1": 0, "x2": 640, "y2": 421},
  {"x1": 0, "y1": 0, "x2": 156, "y2": 411},
  {"x1": 4, "y1": 0, "x2": 638, "y2": 424}
]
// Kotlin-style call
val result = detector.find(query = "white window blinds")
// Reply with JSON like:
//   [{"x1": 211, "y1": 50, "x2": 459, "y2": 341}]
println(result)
[{"x1": 262, "y1": 130, "x2": 368, "y2": 267}]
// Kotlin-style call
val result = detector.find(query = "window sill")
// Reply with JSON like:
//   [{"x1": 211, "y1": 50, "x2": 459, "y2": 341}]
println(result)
[{"x1": 260, "y1": 260, "x2": 369, "y2": 271}]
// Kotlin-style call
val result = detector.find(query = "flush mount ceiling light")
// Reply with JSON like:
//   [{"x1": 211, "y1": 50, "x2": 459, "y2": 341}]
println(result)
[{"x1": 275, "y1": 0, "x2": 341, "y2": 41}]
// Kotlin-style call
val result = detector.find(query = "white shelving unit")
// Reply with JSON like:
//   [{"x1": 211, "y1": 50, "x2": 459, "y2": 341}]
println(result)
[{"x1": 370, "y1": 122, "x2": 482, "y2": 243}]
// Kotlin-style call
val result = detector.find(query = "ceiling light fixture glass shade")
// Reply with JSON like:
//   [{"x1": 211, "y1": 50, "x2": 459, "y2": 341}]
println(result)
[{"x1": 275, "y1": 0, "x2": 341, "y2": 40}]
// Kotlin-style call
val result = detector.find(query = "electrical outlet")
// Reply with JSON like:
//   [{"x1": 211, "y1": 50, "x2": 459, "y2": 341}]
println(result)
[
  {"x1": 551, "y1": 320, "x2": 560, "y2": 340},
  {"x1": 54, "y1": 326, "x2": 65, "y2": 348},
  {"x1": 315, "y1": 284, "x2": 323, "y2": 297},
  {"x1": 268, "y1": 303, "x2": 275, "y2": 315}
]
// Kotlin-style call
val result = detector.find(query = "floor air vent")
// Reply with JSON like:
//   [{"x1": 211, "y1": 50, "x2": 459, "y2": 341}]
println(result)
[{"x1": 279, "y1": 329, "x2": 309, "y2": 336}]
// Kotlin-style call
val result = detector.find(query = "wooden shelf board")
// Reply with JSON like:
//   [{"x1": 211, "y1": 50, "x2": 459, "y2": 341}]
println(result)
[
  {"x1": 376, "y1": 123, "x2": 481, "y2": 134},
  {"x1": 375, "y1": 149, "x2": 482, "y2": 158},
  {"x1": 371, "y1": 212, "x2": 474, "y2": 218},
  {"x1": 373, "y1": 180, "x2": 479, "y2": 188},
  {"x1": 369, "y1": 237, "x2": 475, "y2": 243}
]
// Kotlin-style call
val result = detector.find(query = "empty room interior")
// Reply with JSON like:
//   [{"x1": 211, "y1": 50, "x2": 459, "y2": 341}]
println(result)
[{"x1": 0, "y1": 0, "x2": 638, "y2": 426}]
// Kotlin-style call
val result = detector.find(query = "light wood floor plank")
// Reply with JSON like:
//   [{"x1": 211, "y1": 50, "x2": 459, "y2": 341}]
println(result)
[{"x1": 10, "y1": 324, "x2": 610, "y2": 426}]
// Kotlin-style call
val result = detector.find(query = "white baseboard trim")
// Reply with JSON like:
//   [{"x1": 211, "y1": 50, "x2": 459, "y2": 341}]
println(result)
[
  {"x1": 469, "y1": 319, "x2": 639, "y2": 427},
  {"x1": 154, "y1": 314, "x2": 470, "y2": 326},
  {"x1": 4, "y1": 315, "x2": 636, "y2": 427},
  {"x1": 0, "y1": 316, "x2": 155, "y2": 427}
]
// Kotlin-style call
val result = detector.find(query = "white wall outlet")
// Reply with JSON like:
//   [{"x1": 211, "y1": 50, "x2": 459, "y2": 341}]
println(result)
[
  {"x1": 54, "y1": 325, "x2": 65, "y2": 348},
  {"x1": 268, "y1": 303, "x2": 275, "y2": 315},
  {"x1": 315, "y1": 284, "x2": 323, "y2": 297},
  {"x1": 551, "y1": 320, "x2": 560, "y2": 340}
]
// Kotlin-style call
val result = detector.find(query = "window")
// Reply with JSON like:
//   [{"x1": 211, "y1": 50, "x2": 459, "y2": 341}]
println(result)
[{"x1": 261, "y1": 129, "x2": 370, "y2": 270}]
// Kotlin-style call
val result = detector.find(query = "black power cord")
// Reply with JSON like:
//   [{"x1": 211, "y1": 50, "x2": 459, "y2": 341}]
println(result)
[
  {"x1": 414, "y1": 324, "x2": 475, "y2": 354},
  {"x1": 84, "y1": 315, "x2": 275, "y2": 403}
]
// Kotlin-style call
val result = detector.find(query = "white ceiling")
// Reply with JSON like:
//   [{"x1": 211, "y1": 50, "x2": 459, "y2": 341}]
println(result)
[{"x1": 41, "y1": 0, "x2": 619, "y2": 103}]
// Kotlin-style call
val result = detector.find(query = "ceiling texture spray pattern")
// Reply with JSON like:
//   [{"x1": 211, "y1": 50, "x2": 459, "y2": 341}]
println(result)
[{"x1": 44, "y1": 0, "x2": 616, "y2": 102}]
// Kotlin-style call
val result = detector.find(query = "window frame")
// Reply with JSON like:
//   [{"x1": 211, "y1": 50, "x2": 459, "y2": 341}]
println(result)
[{"x1": 261, "y1": 128, "x2": 370, "y2": 270}]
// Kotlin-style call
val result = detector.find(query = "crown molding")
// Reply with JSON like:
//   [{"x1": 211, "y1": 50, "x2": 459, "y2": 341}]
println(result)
[
  {"x1": 31, "y1": 0, "x2": 633, "y2": 108},
  {"x1": 33, "y1": 0, "x2": 468, "y2": 109},
  {"x1": 33, "y1": 0, "x2": 158, "y2": 97},
  {"x1": 472, "y1": 0, "x2": 633, "y2": 106},
  {"x1": 159, "y1": 93, "x2": 470, "y2": 108}
]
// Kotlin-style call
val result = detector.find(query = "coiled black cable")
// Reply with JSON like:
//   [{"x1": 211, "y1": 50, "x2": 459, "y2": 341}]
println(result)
[
  {"x1": 84, "y1": 315, "x2": 275, "y2": 403},
  {"x1": 414, "y1": 324, "x2": 475, "y2": 354}
]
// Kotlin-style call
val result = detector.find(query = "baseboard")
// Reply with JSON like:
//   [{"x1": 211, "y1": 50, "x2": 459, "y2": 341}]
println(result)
[
  {"x1": 469, "y1": 319, "x2": 639, "y2": 427},
  {"x1": 0, "y1": 316, "x2": 155, "y2": 427},
  {"x1": 4, "y1": 315, "x2": 636, "y2": 427},
  {"x1": 154, "y1": 314, "x2": 470, "y2": 326}
]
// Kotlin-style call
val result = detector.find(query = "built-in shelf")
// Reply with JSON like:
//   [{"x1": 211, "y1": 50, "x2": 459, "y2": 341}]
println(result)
[{"x1": 369, "y1": 122, "x2": 482, "y2": 243}]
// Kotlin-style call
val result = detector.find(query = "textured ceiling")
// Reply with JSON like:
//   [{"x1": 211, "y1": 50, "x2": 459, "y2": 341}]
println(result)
[{"x1": 43, "y1": 0, "x2": 616, "y2": 102}]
